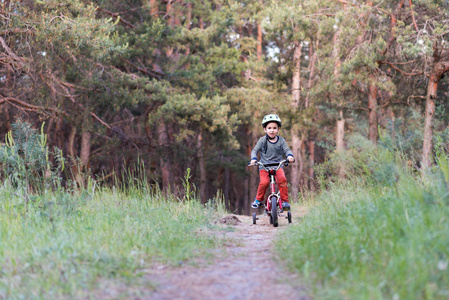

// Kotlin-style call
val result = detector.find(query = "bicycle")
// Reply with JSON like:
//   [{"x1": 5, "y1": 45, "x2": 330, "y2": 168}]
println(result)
[{"x1": 248, "y1": 159, "x2": 292, "y2": 227}]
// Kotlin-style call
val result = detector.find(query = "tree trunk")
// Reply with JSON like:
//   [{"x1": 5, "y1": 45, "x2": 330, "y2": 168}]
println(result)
[
  {"x1": 68, "y1": 126, "x2": 77, "y2": 159},
  {"x1": 249, "y1": 131, "x2": 258, "y2": 203},
  {"x1": 298, "y1": 134, "x2": 306, "y2": 196},
  {"x1": 257, "y1": 20, "x2": 263, "y2": 60},
  {"x1": 290, "y1": 41, "x2": 302, "y2": 200},
  {"x1": 368, "y1": 81, "x2": 378, "y2": 144},
  {"x1": 306, "y1": 42, "x2": 317, "y2": 108},
  {"x1": 80, "y1": 130, "x2": 91, "y2": 168},
  {"x1": 157, "y1": 121, "x2": 172, "y2": 192},
  {"x1": 292, "y1": 41, "x2": 301, "y2": 107},
  {"x1": 308, "y1": 139, "x2": 315, "y2": 191},
  {"x1": 240, "y1": 55, "x2": 251, "y2": 81},
  {"x1": 197, "y1": 130, "x2": 206, "y2": 203},
  {"x1": 422, "y1": 47, "x2": 449, "y2": 168},
  {"x1": 422, "y1": 73, "x2": 438, "y2": 168},
  {"x1": 166, "y1": 0, "x2": 174, "y2": 26},
  {"x1": 149, "y1": 0, "x2": 158, "y2": 17},
  {"x1": 336, "y1": 110, "x2": 345, "y2": 178},
  {"x1": 336, "y1": 111, "x2": 345, "y2": 152},
  {"x1": 224, "y1": 167, "x2": 231, "y2": 210},
  {"x1": 290, "y1": 131, "x2": 302, "y2": 200},
  {"x1": 186, "y1": 2, "x2": 192, "y2": 28}
]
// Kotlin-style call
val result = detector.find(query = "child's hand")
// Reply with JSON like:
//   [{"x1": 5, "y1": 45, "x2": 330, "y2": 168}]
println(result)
[
  {"x1": 288, "y1": 156, "x2": 295, "y2": 163},
  {"x1": 250, "y1": 159, "x2": 257, "y2": 165}
]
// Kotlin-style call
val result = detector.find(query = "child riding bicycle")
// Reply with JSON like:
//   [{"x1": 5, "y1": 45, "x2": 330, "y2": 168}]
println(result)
[{"x1": 250, "y1": 114, "x2": 295, "y2": 210}]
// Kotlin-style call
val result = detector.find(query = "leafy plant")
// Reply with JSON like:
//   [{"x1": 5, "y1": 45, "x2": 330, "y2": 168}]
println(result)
[{"x1": 0, "y1": 120, "x2": 65, "y2": 195}]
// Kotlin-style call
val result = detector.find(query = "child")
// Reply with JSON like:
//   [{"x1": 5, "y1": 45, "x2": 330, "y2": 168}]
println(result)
[{"x1": 250, "y1": 114, "x2": 295, "y2": 210}]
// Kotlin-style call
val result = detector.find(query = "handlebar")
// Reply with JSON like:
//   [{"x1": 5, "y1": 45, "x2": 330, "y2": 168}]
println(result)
[{"x1": 247, "y1": 159, "x2": 290, "y2": 172}]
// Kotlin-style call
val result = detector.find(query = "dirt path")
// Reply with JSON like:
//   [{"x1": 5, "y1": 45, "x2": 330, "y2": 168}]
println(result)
[{"x1": 147, "y1": 210, "x2": 310, "y2": 300}]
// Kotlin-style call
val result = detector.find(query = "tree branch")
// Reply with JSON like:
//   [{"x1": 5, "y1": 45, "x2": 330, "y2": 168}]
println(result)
[
  {"x1": 124, "y1": 59, "x2": 163, "y2": 79},
  {"x1": 0, "y1": 37, "x2": 25, "y2": 66},
  {"x1": 381, "y1": 0, "x2": 405, "y2": 56},
  {"x1": 384, "y1": 60, "x2": 425, "y2": 76},
  {"x1": 98, "y1": 8, "x2": 135, "y2": 28},
  {"x1": 0, "y1": 96, "x2": 66, "y2": 116},
  {"x1": 408, "y1": 0, "x2": 419, "y2": 32}
]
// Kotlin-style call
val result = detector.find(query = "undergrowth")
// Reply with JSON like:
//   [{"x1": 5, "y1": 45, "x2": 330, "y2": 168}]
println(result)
[
  {"x1": 0, "y1": 183, "x2": 225, "y2": 299},
  {"x1": 278, "y1": 135, "x2": 449, "y2": 299}
]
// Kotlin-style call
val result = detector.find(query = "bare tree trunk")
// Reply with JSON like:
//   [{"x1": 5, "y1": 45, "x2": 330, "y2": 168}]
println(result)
[
  {"x1": 298, "y1": 134, "x2": 306, "y2": 196},
  {"x1": 422, "y1": 73, "x2": 438, "y2": 168},
  {"x1": 69, "y1": 126, "x2": 77, "y2": 159},
  {"x1": 243, "y1": 126, "x2": 253, "y2": 214},
  {"x1": 368, "y1": 81, "x2": 378, "y2": 144},
  {"x1": 157, "y1": 121, "x2": 172, "y2": 192},
  {"x1": 306, "y1": 42, "x2": 317, "y2": 108},
  {"x1": 336, "y1": 110, "x2": 345, "y2": 178},
  {"x1": 257, "y1": 18, "x2": 263, "y2": 60},
  {"x1": 290, "y1": 132, "x2": 301, "y2": 200},
  {"x1": 198, "y1": 16, "x2": 204, "y2": 29},
  {"x1": 249, "y1": 131, "x2": 258, "y2": 203},
  {"x1": 292, "y1": 41, "x2": 301, "y2": 107},
  {"x1": 80, "y1": 130, "x2": 91, "y2": 168},
  {"x1": 308, "y1": 139, "x2": 315, "y2": 191},
  {"x1": 197, "y1": 130, "x2": 206, "y2": 203},
  {"x1": 290, "y1": 41, "x2": 302, "y2": 200},
  {"x1": 336, "y1": 111, "x2": 345, "y2": 152},
  {"x1": 422, "y1": 48, "x2": 449, "y2": 168}
]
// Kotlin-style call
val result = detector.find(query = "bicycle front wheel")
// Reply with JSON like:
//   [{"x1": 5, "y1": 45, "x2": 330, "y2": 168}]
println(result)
[{"x1": 271, "y1": 196, "x2": 278, "y2": 227}]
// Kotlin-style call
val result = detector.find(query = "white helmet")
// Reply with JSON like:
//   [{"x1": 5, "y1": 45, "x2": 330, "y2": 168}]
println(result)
[{"x1": 261, "y1": 114, "x2": 281, "y2": 128}]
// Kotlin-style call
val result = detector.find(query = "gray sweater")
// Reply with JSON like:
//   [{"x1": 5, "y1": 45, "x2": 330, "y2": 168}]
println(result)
[{"x1": 251, "y1": 135, "x2": 294, "y2": 169}]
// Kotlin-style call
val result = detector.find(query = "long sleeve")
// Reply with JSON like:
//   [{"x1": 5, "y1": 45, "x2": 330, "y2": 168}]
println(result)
[
  {"x1": 280, "y1": 137, "x2": 294, "y2": 158},
  {"x1": 251, "y1": 136, "x2": 265, "y2": 160}
]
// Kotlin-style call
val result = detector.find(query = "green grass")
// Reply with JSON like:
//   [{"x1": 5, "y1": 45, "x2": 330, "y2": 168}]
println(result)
[
  {"x1": 278, "y1": 150, "x2": 449, "y2": 299},
  {"x1": 0, "y1": 183, "x2": 223, "y2": 299}
]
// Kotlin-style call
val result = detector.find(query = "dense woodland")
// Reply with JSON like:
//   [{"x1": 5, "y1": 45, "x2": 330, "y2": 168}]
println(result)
[{"x1": 1, "y1": 0, "x2": 449, "y2": 213}]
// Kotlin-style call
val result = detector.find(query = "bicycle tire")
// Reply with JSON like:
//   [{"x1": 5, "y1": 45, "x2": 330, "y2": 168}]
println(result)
[
  {"x1": 287, "y1": 211, "x2": 292, "y2": 223},
  {"x1": 253, "y1": 212, "x2": 257, "y2": 224},
  {"x1": 271, "y1": 196, "x2": 278, "y2": 227}
]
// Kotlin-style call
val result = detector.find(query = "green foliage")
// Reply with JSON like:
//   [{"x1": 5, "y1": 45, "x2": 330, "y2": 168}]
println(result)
[
  {"x1": 0, "y1": 183, "x2": 223, "y2": 298},
  {"x1": 0, "y1": 120, "x2": 64, "y2": 191},
  {"x1": 277, "y1": 144, "x2": 449, "y2": 299}
]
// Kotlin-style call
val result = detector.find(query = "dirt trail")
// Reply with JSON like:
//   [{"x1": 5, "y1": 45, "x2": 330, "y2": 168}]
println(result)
[{"x1": 147, "y1": 210, "x2": 310, "y2": 300}]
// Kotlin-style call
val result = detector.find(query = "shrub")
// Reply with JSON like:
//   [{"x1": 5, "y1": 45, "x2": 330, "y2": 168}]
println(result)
[{"x1": 0, "y1": 120, "x2": 64, "y2": 193}]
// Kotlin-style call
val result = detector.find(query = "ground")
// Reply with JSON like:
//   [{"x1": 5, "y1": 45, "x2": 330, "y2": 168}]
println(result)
[{"x1": 145, "y1": 208, "x2": 310, "y2": 300}]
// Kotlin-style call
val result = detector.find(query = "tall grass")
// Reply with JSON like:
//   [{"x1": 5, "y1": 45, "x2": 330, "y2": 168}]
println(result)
[
  {"x1": 0, "y1": 180, "x2": 224, "y2": 299},
  {"x1": 278, "y1": 139, "x2": 449, "y2": 299}
]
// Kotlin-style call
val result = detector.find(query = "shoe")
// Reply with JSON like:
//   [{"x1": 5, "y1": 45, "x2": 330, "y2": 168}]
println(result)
[
  {"x1": 251, "y1": 199, "x2": 261, "y2": 209},
  {"x1": 282, "y1": 202, "x2": 291, "y2": 211}
]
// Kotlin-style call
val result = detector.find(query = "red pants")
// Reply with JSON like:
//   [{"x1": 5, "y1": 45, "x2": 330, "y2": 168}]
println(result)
[{"x1": 256, "y1": 169, "x2": 289, "y2": 202}]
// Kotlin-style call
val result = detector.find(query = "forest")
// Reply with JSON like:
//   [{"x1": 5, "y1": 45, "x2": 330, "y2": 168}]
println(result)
[
  {"x1": 2, "y1": 0, "x2": 449, "y2": 299},
  {"x1": 1, "y1": 0, "x2": 449, "y2": 211}
]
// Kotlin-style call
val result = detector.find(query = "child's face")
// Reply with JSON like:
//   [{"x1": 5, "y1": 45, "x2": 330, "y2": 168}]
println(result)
[{"x1": 264, "y1": 122, "x2": 280, "y2": 139}]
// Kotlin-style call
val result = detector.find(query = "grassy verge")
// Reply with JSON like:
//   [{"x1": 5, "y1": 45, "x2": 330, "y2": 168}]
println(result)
[
  {"x1": 0, "y1": 183, "x2": 223, "y2": 298},
  {"x1": 278, "y1": 148, "x2": 449, "y2": 299}
]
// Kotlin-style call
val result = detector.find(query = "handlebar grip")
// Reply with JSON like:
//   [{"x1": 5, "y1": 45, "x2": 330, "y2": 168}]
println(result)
[{"x1": 284, "y1": 161, "x2": 289, "y2": 166}]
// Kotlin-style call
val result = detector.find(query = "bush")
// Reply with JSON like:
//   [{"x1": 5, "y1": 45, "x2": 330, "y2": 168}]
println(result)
[
  {"x1": 279, "y1": 138, "x2": 449, "y2": 299},
  {"x1": 0, "y1": 120, "x2": 64, "y2": 193}
]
